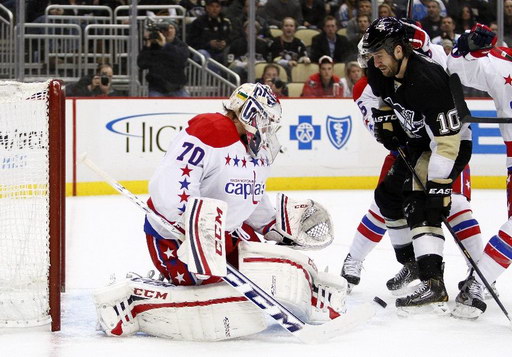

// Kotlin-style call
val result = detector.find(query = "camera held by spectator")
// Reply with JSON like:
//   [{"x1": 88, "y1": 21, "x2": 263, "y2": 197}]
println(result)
[
  {"x1": 271, "y1": 78, "x2": 286, "y2": 91},
  {"x1": 146, "y1": 18, "x2": 172, "y2": 41}
]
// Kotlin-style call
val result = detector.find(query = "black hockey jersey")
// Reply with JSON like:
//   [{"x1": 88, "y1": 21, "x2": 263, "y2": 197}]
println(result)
[{"x1": 367, "y1": 51, "x2": 463, "y2": 180}]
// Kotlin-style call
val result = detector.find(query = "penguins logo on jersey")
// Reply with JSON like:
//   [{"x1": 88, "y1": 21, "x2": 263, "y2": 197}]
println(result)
[{"x1": 384, "y1": 97, "x2": 424, "y2": 138}]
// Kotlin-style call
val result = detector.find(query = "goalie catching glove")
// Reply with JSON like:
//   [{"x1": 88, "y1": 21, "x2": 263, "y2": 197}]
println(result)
[{"x1": 264, "y1": 193, "x2": 334, "y2": 250}]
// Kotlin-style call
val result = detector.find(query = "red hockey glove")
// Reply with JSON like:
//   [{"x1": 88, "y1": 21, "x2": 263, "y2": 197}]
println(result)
[{"x1": 401, "y1": 19, "x2": 430, "y2": 53}]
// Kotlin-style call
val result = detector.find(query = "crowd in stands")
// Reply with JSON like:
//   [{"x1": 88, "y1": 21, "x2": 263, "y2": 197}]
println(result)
[{"x1": 1, "y1": 0, "x2": 511, "y2": 98}]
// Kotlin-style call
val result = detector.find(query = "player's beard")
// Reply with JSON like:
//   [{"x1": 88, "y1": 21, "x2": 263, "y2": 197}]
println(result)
[{"x1": 379, "y1": 62, "x2": 398, "y2": 77}]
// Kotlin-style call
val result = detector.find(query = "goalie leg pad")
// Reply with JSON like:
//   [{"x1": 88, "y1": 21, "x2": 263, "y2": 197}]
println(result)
[
  {"x1": 238, "y1": 241, "x2": 347, "y2": 324},
  {"x1": 178, "y1": 197, "x2": 228, "y2": 278},
  {"x1": 94, "y1": 277, "x2": 267, "y2": 341}
]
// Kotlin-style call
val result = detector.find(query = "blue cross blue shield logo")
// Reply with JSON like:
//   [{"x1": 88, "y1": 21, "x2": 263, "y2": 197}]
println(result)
[{"x1": 326, "y1": 116, "x2": 352, "y2": 150}]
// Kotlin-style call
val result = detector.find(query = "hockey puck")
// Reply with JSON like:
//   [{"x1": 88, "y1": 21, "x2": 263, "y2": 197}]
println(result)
[{"x1": 373, "y1": 296, "x2": 387, "y2": 309}]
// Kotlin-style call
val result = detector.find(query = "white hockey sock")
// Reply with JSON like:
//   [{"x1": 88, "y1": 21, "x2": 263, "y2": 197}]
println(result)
[
  {"x1": 349, "y1": 209, "x2": 386, "y2": 261},
  {"x1": 475, "y1": 253, "x2": 506, "y2": 285},
  {"x1": 475, "y1": 223, "x2": 512, "y2": 284},
  {"x1": 448, "y1": 208, "x2": 483, "y2": 266},
  {"x1": 385, "y1": 218, "x2": 410, "y2": 248}
]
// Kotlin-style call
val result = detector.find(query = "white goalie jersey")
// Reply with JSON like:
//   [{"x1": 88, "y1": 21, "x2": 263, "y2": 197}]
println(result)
[{"x1": 146, "y1": 112, "x2": 276, "y2": 240}]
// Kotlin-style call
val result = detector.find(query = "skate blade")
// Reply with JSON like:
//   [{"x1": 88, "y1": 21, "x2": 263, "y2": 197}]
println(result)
[
  {"x1": 346, "y1": 283, "x2": 354, "y2": 295},
  {"x1": 389, "y1": 281, "x2": 422, "y2": 297},
  {"x1": 451, "y1": 303, "x2": 483, "y2": 320},
  {"x1": 483, "y1": 288, "x2": 499, "y2": 300},
  {"x1": 396, "y1": 302, "x2": 450, "y2": 317}
]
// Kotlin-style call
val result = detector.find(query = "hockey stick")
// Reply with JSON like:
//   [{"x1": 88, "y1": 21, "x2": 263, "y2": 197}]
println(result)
[
  {"x1": 392, "y1": 141, "x2": 512, "y2": 324},
  {"x1": 449, "y1": 73, "x2": 512, "y2": 124},
  {"x1": 80, "y1": 154, "x2": 378, "y2": 343},
  {"x1": 406, "y1": 0, "x2": 413, "y2": 19}
]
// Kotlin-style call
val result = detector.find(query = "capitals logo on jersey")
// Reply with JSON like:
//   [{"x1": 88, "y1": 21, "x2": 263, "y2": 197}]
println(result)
[
  {"x1": 225, "y1": 170, "x2": 266, "y2": 205},
  {"x1": 326, "y1": 116, "x2": 352, "y2": 150}
]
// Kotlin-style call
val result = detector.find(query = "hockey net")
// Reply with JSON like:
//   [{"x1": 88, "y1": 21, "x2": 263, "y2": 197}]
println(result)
[{"x1": 0, "y1": 80, "x2": 65, "y2": 331}]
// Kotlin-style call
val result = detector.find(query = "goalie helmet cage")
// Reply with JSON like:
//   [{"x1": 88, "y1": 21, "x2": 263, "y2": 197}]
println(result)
[{"x1": 0, "y1": 80, "x2": 65, "y2": 332}]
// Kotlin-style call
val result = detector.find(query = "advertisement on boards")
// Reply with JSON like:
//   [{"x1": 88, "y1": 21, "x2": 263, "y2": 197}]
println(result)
[{"x1": 69, "y1": 97, "x2": 503, "y2": 193}]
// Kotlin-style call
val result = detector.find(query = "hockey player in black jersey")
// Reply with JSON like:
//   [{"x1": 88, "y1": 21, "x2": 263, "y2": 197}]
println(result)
[{"x1": 362, "y1": 17, "x2": 472, "y2": 314}]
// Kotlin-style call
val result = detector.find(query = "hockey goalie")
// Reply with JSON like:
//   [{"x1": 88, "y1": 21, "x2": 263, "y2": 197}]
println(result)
[{"x1": 93, "y1": 83, "x2": 348, "y2": 341}]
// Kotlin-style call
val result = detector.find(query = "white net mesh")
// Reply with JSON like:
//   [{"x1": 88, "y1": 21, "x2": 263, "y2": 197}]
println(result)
[{"x1": 0, "y1": 80, "x2": 52, "y2": 327}]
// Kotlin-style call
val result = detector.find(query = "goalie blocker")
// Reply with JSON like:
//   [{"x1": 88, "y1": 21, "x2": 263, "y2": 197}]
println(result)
[{"x1": 94, "y1": 242, "x2": 348, "y2": 341}]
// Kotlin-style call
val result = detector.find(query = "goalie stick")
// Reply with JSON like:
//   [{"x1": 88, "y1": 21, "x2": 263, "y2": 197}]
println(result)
[
  {"x1": 80, "y1": 154, "x2": 378, "y2": 343},
  {"x1": 449, "y1": 73, "x2": 512, "y2": 124},
  {"x1": 391, "y1": 140, "x2": 512, "y2": 326}
]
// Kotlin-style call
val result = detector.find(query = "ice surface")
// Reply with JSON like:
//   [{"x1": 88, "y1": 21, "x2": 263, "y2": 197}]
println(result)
[{"x1": 1, "y1": 189, "x2": 511, "y2": 356}]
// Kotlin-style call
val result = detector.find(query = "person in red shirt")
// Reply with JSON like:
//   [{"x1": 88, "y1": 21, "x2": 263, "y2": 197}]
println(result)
[{"x1": 301, "y1": 55, "x2": 343, "y2": 97}]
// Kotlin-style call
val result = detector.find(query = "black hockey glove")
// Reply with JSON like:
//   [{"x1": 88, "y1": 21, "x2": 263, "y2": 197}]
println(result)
[
  {"x1": 372, "y1": 108, "x2": 399, "y2": 151},
  {"x1": 425, "y1": 180, "x2": 452, "y2": 224},
  {"x1": 457, "y1": 24, "x2": 496, "y2": 56}
]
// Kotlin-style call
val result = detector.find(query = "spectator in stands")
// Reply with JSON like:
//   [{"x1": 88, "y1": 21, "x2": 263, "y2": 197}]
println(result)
[
  {"x1": 187, "y1": 0, "x2": 231, "y2": 66},
  {"x1": 378, "y1": 3, "x2": 395, "y2": 18},
  {"x1": 339, "y1": 61, "x2": 361, "y2": 98},
  {"x1": 440, "y1": 38, "x2": 453, "y2": 55},
  {"x1": 431, "y1": 16, "x2": 460, "y2": 45},
  {"x1": 179, "y1": 0, "x2": 206, "y2": 17},
  {"x1": 301, "y1": 0, "x2": 325, "y2": 29},
  {"x1": 228, "y1": 20, "x2": 269, "y2": 83},
  {"x1": 345, "y1": 0, "x2": 371, "y2": 43},
  {"x1": 66, "y1": 63, "x2": 123, "y2": 97},
  {"x1": 411, "y1": 0, "x2": 446, "y2": 22},
  {"x1": 347, "y1": 14, "x2": 371, "y2": 46},
  {"x1": 301, "y1": 55, "x2": 343, "y2": 97},
  {"x1": 256, "y1": 63, "x2": 288, "y2": 97},
  {"x1": 455, "y1": 5, "x2": 476, "y2": 34},
  {"x1": 310, "y1": 15, "x2": 355, "y2": 63},
  {"x1": 228, "y1": 0, "x2": 271, "y2": 42},
  {"x1": 336, "y1": 0, "x2": 357, "y2": 29},
  {"x1": 263, "y1": 0, "x2": 303, "y2": 28},
  {"x1": 138, "y1": 18, "x2": 190, "y2": 97},
  {"x1": 447, "y1": 1, "x2": 493, "y2": 26},
  {"x1": 505, "y1": 0, "x2": 512, "y2": 47},
  {"x1": 269, "y1": 17, "x2": 310, "y2": 76},
  {"x1": 420, "y1": 0, "x2": 443, "y2": 39}
]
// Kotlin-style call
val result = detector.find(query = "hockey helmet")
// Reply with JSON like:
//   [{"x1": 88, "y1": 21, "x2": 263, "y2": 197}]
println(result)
[
  {"x1": 225, "y1": 83, "x2": 282, "y2": 162},
  {"x1": 357, "y1": 37, "x2": 370, "y2": 68},
  {"x1": 362, "y1": 17, "x2": 408, "y2": 54}
]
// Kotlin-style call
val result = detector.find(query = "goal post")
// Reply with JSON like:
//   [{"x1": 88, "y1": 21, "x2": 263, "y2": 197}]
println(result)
[{"x1": 0, "y1": 79, "x2": 65, "y2": 331}]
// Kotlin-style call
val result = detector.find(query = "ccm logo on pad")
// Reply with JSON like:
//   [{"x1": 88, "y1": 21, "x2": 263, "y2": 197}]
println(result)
[
  {"x1": 214, "y1": 207, "x2": 224, "y2": 256},
  {"x1": 133, "y1": 288, "x2": 168, "y2": 299}
]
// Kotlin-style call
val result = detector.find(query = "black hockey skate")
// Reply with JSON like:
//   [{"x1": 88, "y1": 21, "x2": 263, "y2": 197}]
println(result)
[
  {"x1": 341, "y1": 254, "x2": 363, "y2": 294},
  {"x1": 395, "y1": 278, "x2": 449, "y2": 316},
  {"x1": 452, "y1": 276, "x2": 487, "y2": 320},
  {"x1": 386, "y1": 262, "x2": 419, "y2": 296},
  {"x1": 458, "y1": 278, "x2": 498, "y2": 300}
]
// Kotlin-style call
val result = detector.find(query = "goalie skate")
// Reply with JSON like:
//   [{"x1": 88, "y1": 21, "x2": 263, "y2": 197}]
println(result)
[
  {"x1": 386, "y1": 262, "x2": 420, "y2": 296},
  {"x1": 94, "y1": 281, "x2": 139, "y2": 336},
  {"x1": 341, "y1": 254, "x2": 363, "y2": 294},
  {"x1": 452, "y1": 276, "x2": 487, "y2": 320},
  {"x1": 395, "y1": 278, "x2": 450, "y2": 317}
]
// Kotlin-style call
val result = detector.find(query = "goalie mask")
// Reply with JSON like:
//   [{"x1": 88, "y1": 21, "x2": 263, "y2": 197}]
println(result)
[{"x1": 224, "y1": 83, "x2": 282, "y2": 162}]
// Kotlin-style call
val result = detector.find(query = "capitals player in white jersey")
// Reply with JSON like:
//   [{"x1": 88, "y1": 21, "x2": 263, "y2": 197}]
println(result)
[
  {"x1": 341, "y1": 20, "x2": 484, "y2": 307},
  {"x1": 448, "y1": 24, "x2": 512, "y2": 318},
  {"x1": 92, "y1": 83, "x2": 348, "y2": 341}
]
